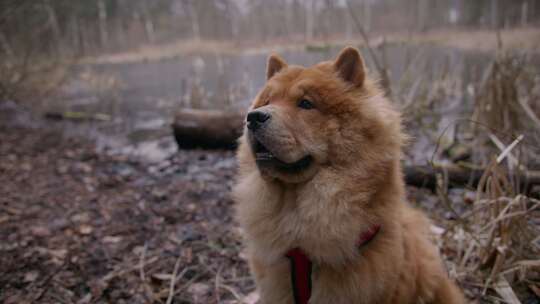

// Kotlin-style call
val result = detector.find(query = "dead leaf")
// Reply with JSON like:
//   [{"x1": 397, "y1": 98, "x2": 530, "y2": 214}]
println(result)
[
  {"x1": 79, "y1": 225, "x2": 93, "y2": 235},
  {"x1": 30, "y1": 226, "x2": 51, "y2": 237},
  {"x1": 103, "y1": 236, "x2": 122, "y2": 243},
  {"x1": 24, "y1": 271, "x2": 39, "y2": 282},
  {"x1": 71, "y1": 212, "x2": 91, "y2": 223},
  {"x1": 188, "y1": 282, "x2": 209, "y2": 297},
  {"x1": 238, "y1": 250, "x2": 248, "y2": 261},
  {"x1": 49, "y1": 248, "x2": 68, "y2": 260},
  {"x1": 0, "y1": 215, "x2": 9, "y2": 224},
  {"x1": 243, "y1": 291, "x2": 260, "y2": 304},
  {"x1": 77, "y1": 293, "x2": 92, "y2": 304}
]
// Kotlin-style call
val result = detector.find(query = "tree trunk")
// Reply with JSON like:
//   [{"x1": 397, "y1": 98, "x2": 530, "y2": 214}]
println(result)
[
  {"x1": 0, "y1": 32, "x2": 13, "y2": 57},
  {"x1": 70, "y1": 15, "x2": 81, "y2": 55},
  {"x1": 189, "y1": 3, "x2": 201, "y2": 41},
  {"x1": 417, "y1": 0, "x2": 429, "y2": 32},
  {"x1": 521, "y1": 1, "x2": 528, "y2": 27},
  {"x1": 491, "y1": 0, "x2": 499, "y2": 29},
  {"x1": 43, "y1": 0, "x2": 61, "y2": 54},
  {"x1": 363, "y1": 1, "x2": 371, "y2": 32},
  {"x1": 144, "y1": 17, "x2": 155, "y2": 44},
  {"x1": 139, "y1": 1, "x2": 155, "y2": 44},
  {"x1": 305, "y1": 0, "x2": 315, "y2": 41},
  {"x1": 98, "y1": 0, "x2": 108, "y2": 49}
]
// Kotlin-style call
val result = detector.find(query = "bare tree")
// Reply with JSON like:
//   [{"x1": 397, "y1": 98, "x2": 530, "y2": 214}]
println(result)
[
  {"x1": 305, "y1": 0, "x2": 316, "y2": 41},
  {"x1": 491, "y1": 0, "x2": 499, "y2": 29},
  {"x1": 188, "y1": 1, "x2": 201, "y2": 41},
  {"x1": 98, "y1": 0, "x2": 109, "y2": 47}
]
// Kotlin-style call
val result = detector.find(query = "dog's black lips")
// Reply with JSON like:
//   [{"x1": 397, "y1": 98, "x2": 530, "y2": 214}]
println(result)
[{"x1": 253, "y1": 139, "x2": 312, "y2": 172}]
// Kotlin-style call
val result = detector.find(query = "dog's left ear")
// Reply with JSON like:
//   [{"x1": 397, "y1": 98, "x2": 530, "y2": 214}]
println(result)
[
  {"x1": 334, "y1": 47, "x2": 366, "y2": 87},
  {"x1": 267, "y1": 54, "x2": 288, "y2": 80}
]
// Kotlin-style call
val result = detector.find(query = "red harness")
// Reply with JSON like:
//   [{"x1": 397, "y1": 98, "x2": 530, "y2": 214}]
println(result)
[{"x1": 285, "y1": 225, "x2": 381, "y2": 304}]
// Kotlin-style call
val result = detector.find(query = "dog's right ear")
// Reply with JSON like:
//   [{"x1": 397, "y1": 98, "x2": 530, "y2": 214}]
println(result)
[
  {"x1": 334, "y1": 47, "x2": 366, "y2": 87},
  {"x1": 266, "y1": 54, "x2": 288, "y2": 80}
]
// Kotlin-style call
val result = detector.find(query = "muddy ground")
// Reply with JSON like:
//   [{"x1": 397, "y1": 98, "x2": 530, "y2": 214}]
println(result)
[
  {"x1": 0, "y1": 104, "x2": 253, "y2": 304},
  {"x1": 0, "y1": 103, "x2": 537, "y2": 304}
]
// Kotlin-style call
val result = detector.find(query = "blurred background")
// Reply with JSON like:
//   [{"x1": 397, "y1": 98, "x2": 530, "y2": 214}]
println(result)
[{"x1": 1, "y1": 1, "x2": 539, "y2": 303}]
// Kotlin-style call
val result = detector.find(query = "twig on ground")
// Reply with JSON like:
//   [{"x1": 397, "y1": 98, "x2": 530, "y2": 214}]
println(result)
[
  {"x1": 139, "y1": 242, "x2": 163, "y2": 304},
  {"x1": 495, "y1": 134, "x2": 524, "y2": 165},
  {"x1": 214, "y1": 265, "x2": 223, "y2": 303},
  {"x1": 31, "y1": 252, "x2": 71, "y2": 303},
  {"x1": 219, "y1": 284, "x2": 247, "y2": 304},
  {"x1": 166, "y1": 254, "x2": 184, "y2": 304},
  {"x1": 173, "y1": 272, "x2": 205, "y2": 298},
  {"x1": 97, "y1": 256, "x2": 159, "y2": 289}
]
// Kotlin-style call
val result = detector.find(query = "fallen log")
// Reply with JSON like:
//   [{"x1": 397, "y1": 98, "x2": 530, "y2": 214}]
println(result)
[
  {"x1": 404, "y1": 164, "x2": 540, "y2": 195},
  {"x1": 172, "y1": 109, "x2": 245, "y2": 149},
  {"x1": 404, "y1": 164, "x2": 483, "y2": 191},
  {"x1": 44, "y1": 111, "x2": 111, "y2": 122}
]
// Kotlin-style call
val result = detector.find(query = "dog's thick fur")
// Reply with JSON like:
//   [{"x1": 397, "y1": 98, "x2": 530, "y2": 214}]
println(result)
[{"x1": 233, "y1": 47, "x2": 464, "y2": 304}]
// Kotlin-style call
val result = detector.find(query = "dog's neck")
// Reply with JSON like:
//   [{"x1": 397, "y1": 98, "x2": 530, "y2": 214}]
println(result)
[
  {"x1": 272, "y1": 157, "x2": 404, "y2": 203},
  {"x1": 238, "y1": 157, "x2": 405, "y2": 266}
]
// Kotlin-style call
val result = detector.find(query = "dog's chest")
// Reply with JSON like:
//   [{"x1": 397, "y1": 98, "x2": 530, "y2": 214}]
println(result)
[
  {"x1": 245, "y1": 177, "x2": 367, "y2": 263},
  {"x1": 271, "y1": 185, "x2": 338, "y2": 242}
]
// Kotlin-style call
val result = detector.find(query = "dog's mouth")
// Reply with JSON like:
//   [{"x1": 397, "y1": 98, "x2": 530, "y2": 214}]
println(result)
[{"x1": 252, "y1": 139, "x2": 312, "y2": 172}]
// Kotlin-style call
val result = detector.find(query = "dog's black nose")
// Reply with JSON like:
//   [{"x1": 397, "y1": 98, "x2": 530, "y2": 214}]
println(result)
[{"x1": 247, "y1": 111, "x2": 271, "y2": 130}]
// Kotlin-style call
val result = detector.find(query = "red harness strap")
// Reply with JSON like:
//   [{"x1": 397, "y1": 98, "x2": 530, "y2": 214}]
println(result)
[
  {"x1": 285, "y1": 248, "x2": 312, "y2": 304},
  {"x1": 357, "y1": 224, "x2": 381, "y2": 247},
  {"x1": 285, "y1": 225, "x2": 381, "y2": 304}
]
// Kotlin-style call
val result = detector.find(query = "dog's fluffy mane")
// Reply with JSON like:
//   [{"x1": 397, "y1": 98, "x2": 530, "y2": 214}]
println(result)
[{"x1": 233, "y1": 47, "x2": 464, "y2": 304}]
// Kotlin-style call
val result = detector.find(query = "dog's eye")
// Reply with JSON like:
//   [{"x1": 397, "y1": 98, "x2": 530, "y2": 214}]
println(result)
[{"x1": 298, "y1": 99, "x2": 314, "y2": 110}]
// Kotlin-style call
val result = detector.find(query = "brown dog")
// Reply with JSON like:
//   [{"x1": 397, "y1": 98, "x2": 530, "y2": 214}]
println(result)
[{"x1": 233, "y1": 47, "x2": 465, "y2": 304}]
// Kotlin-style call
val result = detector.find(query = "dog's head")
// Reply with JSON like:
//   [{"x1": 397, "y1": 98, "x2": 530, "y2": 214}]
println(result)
[{"x1": 238, "y1": 47, "x2": 404, "y2": 184}]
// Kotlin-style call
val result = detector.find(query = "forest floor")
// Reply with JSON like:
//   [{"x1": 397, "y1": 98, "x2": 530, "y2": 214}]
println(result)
[
  {"x1": 84, "y1": 27, "x2": 540, "y2": 65},
  {"x1": 0, "y1": 104, "x2": 253, "y2": 304},
  {"x1": 0, "y1": 103, "x2": 538, "y2": 304}
]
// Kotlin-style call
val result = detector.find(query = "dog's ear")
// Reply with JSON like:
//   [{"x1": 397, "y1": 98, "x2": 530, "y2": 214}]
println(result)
[
  {"x1": 334, "y1": 47, "x2": 366, "y2": 87},
  {"x1": 267, "y1": 54, "x2": 288, "y2": 80}
]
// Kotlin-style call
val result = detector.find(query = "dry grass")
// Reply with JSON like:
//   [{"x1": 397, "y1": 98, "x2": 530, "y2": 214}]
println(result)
[
  {"x1": 391, "y1": 43, "x2": 540, "y2": 302},
  {"x1": 471, "y1": 50, "x2": 540, "y2": 170},
  {"x1": 0, "y1": 55, "x2": 71, "y2": 103},
  {"x1": 473, "y1": 53, "x2": 528, "y2": 136},
  {"x1": 421, "y1": 53, "x2": 540, "y2": 303},
  {"x1": 439, "y1": 158, "x2": 540, "y2": 303}
]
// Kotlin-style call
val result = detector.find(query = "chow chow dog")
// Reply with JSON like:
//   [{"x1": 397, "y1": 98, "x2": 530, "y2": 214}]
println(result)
[{"x1": 233, "y1": 47, "x2": 464, "y2": 304}]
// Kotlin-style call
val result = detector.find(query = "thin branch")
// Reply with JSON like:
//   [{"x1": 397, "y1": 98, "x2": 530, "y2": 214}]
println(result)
[
  {"x1": 139, "y1": 243, "x2": 163, "y2": 304},
  {"x1": 166, "y1": 254, "x2": 184, "y2": 304}
]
